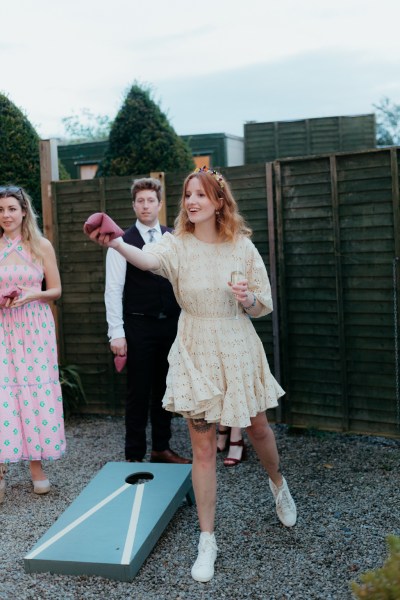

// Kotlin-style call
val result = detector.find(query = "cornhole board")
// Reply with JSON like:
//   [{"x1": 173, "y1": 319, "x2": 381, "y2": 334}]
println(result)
[{"x1": 24, "y1": 462, "x2": 194, "y2": 581}]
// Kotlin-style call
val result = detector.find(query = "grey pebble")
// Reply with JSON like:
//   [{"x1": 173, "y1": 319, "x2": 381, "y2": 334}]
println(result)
[{"x1": 0, "y1": 416, "x2": 399, "y2": 600}]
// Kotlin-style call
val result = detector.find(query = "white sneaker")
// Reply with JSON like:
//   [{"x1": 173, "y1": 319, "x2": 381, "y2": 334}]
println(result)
[
  {"x1": 269, "y1": 477, "x2": 297, "y2": 527},
  {"x1": 191, "y1": 532, "x2": 218, "y2": 582}
]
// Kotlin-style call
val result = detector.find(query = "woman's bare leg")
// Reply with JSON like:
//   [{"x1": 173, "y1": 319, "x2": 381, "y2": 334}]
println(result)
[
  {"x1": 29, "y1": 460, "x2": 47, "y2": 481},
  {"x1": 246, "y1": 411, "x2": 297, "y2": 527},
  {"x1": 188, "y1": 418, "x2": 217, "y2": 532},
  {"x1": 216, "y1": 424, "x2": 230, "y2": 452},
  {"x1": 224, "y1": 427, "x2": 244, "y2": 463},
  {"x1": 245, "y1": 412, "x2": 283, "y2": 486}
]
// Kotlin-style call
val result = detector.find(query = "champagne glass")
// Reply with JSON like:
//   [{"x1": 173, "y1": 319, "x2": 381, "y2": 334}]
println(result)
[{"x1": 231, "y1": 270, "x2": 245, "y2": 319}]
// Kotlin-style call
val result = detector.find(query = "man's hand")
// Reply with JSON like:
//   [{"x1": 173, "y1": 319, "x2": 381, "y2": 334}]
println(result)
[{"x1": 110, "y1": 337, "x2": 127, "y2": 356}]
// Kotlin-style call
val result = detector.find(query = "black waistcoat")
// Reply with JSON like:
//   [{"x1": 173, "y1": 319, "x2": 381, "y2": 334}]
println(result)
[{"x1": 122, "y1": 225, "x2": 180, "y2": 318}]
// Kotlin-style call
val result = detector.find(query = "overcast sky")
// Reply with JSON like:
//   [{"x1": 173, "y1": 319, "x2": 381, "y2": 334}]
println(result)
[{"x1": 1, "y1": 0, "x2": 400, "y2": 139}]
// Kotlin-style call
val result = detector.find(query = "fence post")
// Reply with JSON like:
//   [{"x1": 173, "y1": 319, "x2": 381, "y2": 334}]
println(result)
[
  {"x1": 330, "y1": 154, "x2": 349, "y2": 431},
  {"x1": 39, "y1": 139, "x2": 62, "y2": 353},
  {"x1": 150, "y1": 171, "x2": 167, "y2": 225},
  {"x1": 40, "y1": 139, "x2": 59, "y2": 243},
  {"x1": 266, "y1": 162, "x2": 282, "y2": 422},
  {"x1": 390, "y1": 148, "x2": 400, "y2": 429},
  {"x1": 273, "y1": 160, "x2": 292, "y2": 424}
]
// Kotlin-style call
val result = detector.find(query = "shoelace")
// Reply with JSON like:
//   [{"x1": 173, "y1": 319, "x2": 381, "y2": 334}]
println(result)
[
  {"x1": 276, "y1": 488, "x2": 293, "y2": 512},
  {"x1": 197, "y1": 539, "x2": 217, "y2": 562}
]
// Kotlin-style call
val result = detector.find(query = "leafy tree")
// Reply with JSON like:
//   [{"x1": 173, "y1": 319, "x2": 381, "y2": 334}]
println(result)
[
  {"x1": 100, "y1": 83, "x2": 194, "y2": 176},
  {"x1": 374, "y1": 97, "x2": 400, "y2": 146},
  {"x1": 0, "y1": 92, "x2": 41, "y2": 215},
  {"x1": 61, "y1": 108, "x2": 113, "y2": 143}
]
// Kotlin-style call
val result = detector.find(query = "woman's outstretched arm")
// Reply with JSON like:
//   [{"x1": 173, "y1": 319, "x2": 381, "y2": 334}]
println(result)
[{"x1": 88, "y1": 229, "x2": 160, "y2": 271}]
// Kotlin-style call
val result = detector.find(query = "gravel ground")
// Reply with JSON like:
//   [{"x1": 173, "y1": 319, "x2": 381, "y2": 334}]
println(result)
[{"x1": 0, "y1": 415, "x2": 399, "y2": 600}]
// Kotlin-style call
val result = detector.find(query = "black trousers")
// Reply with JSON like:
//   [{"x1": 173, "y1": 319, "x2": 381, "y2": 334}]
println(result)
[{"x1": 124, "y1": 313, "x2": 178, "y2": 460}]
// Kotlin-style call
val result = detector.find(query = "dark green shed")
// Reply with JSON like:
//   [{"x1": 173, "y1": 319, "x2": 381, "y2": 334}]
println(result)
[
  {"x1": 58, "y1": 133, "x2": 244, "y2": 179},
  {"x1": 180, "y1": 133, "x2": 244, "y2": 168},
  {"x1": 58, "y1": 141, "x2": 108, "y2": 179}
]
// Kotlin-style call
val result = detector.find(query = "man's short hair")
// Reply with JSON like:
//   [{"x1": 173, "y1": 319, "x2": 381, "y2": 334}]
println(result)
[{"x1": 131, "y1": 177, "x2": 162, "y2": 203}]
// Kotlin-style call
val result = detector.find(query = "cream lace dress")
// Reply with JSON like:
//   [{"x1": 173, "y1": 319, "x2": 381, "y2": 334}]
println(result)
[{"x1": 144, "y1": 233, "x2": 284, "y2": 427}]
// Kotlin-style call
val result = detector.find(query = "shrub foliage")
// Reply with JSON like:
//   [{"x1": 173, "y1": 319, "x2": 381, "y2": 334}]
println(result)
[
  {"x1": 351, "y1": 535, "x2": 400, "y2": 599},
  {"x1": 0, "y1": 93, "x2": 41, "y2": 215},
  {"x1": 100, "y1": 84, "x2": 194, "y2": 176}
]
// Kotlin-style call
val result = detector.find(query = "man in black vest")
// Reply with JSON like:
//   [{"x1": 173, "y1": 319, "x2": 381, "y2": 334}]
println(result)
[{"x1": 105, "y1": 177, "x2": 190, "y2": 464}]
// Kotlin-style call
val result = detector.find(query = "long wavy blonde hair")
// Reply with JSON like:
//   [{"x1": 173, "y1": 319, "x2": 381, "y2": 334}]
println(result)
[
  {"x1": 0, "y1": 186, "x2": 43, "y2": 260},
  {"x1": 173, "y1": 170, "x2": 252, "y2": 242}
]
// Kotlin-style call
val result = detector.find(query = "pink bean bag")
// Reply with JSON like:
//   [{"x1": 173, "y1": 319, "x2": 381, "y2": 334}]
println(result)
[
  {"x1": 83, "y1": 212, "x2": 124, "y2": 240},
  {"x1": 0, "y1": 286, "x2": 21, "y2": 307},
  {"x1": 114, "y1": 355, "x2": 127, "y2": 373}
]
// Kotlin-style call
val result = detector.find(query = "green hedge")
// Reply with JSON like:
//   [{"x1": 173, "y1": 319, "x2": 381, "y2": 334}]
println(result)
[{"x1": 0, "y1": 93, "x2": 41, "y2": 216}]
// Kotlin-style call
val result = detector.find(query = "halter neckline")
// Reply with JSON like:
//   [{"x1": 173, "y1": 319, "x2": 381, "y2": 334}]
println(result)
[{"x1": 3, "y1": 235, "x2": 22, "y2": 245}]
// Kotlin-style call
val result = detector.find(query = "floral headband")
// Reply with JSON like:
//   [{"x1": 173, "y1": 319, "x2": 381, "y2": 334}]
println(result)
[{"x1": 193, "y1": 166, "x2": 225, "y2": 189}]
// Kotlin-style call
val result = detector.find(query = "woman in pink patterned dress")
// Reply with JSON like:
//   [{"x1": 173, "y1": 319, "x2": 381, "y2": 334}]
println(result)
[{"x1": 0, "y1": 186, "x2": 66, "y2": 503}]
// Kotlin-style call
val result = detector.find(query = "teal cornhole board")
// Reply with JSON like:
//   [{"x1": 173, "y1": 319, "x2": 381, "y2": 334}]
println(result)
[{"x1": 24, "y1": 462, "x2": 194, "y2": 581}]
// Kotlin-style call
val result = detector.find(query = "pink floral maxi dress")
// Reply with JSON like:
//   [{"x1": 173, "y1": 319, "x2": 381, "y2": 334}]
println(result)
[{"x1": 0, "y1": 236, "x2": 66, "y2": 464}]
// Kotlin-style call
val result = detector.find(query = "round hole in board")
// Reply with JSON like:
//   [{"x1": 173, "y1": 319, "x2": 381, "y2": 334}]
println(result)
[{"x1": 125, "y1": 472, "x2": 154, "y2": 486}]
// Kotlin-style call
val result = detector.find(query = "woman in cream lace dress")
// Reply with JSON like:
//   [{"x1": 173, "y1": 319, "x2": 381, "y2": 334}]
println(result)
[{"x1": 85, "y1": 167, "x2": 297, "y2": 583}]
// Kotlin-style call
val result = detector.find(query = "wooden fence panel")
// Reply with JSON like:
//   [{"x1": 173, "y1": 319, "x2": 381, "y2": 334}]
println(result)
[
  {"x1": 55, "y1": 179, "x2": 111, "y2": 413},
  {"x1": 276, "y1": 156, "x2": 343, "y2": 428},
  {"x1": 52, "y1": 151, "x2": 400, "y2": 436},
  {"x1": 337, "y1": 150, "x2": 398, "y2": 434},
  {"x1": 275, "y1": 148, "x2": 399, "y2": 435},
  {"x1": 245, "y1": 115, "x2": 376, "y2": 164}
]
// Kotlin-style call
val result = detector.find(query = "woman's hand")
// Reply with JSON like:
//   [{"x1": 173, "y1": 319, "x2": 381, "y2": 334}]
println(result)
[
  {"x1": 5, "y1": 285, "x2": 39, "y2": 308},
  {"x1": 87, "y1": 227, "x2": 122, "y2": 249},
  {"x1": 228, "y1": 278, "x2": 251, "y2": 305},
  {"x1": 85, "y1": 227, "x2": 160, "y2": 272}
]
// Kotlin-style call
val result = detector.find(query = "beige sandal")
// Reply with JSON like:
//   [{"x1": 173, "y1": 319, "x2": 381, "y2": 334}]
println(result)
[{"x1": 33, "y1": 478, "x2": 51, "y2": 495}]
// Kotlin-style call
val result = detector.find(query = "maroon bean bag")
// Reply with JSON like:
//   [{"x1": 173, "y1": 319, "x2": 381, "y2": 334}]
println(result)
[
  {"x1": 83, "y1": 212, "x2": 124, "y2": 240},
  {"x1": 114, "y1": 355, "x2": 127, "y2": 373},
  {"x1": 0, "y1": 286, "x2": 21, "y2": 307}
]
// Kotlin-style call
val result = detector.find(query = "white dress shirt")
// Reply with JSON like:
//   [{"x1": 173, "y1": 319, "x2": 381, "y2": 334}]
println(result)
[{"x1": 104, "y1": 220, "x2": 162, "y2": 341}]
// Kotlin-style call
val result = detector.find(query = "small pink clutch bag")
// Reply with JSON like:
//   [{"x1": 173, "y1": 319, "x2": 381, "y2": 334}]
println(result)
[
  {"x1": 114, "y1": 355, "x2": 127, "y2": 373},
  {"x1": 0, "y1": 286, "x2": 21, "y2": 307},
  {"x1": 83, "y1": 213, "x2": 125, "y2": 240}
]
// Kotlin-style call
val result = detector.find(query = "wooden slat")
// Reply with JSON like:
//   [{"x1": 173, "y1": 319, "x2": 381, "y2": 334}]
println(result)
[
  {"x1": 266, "y1": 162, "x2": 281, "y2": 421},
  {"x1": 330, "y1": 155, "x2": 349, "y2": 430}
]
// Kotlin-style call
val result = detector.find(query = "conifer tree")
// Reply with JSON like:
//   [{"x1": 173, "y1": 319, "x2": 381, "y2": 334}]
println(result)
[
  {"x1": 0, "y1": 93, "x2": 42, "y2": 215},
  {"x1": 100, "y1": 84, "x2": 194, "y2": 176}
]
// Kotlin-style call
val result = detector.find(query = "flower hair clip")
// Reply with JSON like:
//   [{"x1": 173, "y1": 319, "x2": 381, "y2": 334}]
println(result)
[{"x1": 194, "y1": 166, "x2": 225, "y2": 189}]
